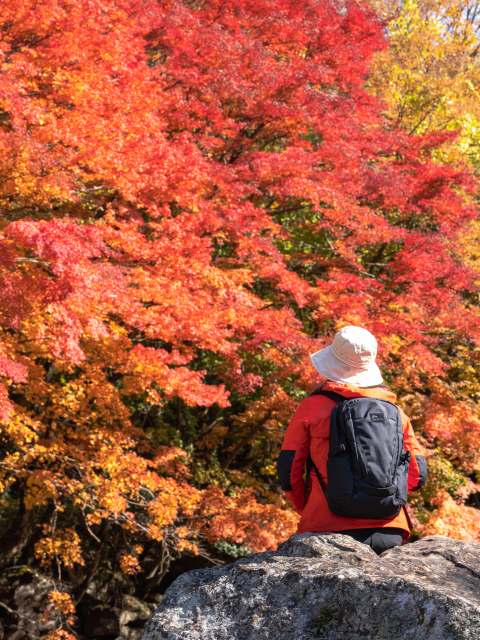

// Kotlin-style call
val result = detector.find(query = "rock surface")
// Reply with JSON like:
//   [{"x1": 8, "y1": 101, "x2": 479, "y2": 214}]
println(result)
[{"x1": 142, "y1": 533, "x2": 480, "y2": 639}]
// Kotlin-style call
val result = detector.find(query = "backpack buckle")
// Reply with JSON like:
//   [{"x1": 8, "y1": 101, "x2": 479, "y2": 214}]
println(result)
[{"x1": 328, "y1": 444, "x2": 346, "y2": 458}]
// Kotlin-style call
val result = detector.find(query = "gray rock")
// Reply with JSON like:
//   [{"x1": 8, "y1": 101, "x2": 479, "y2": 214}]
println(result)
[
  {"x1": 119, "y1": 595, "x2": 155, "y2": 640},
  {"x1": 4, "y1": 567, "x2": 70, "y2": 638},
  {"x1": 142, "y1": 533, "x2": 480, "y2": 639}
]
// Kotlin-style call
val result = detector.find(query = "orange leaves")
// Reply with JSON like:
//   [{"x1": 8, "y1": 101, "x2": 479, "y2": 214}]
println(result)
[
  {"x1": 146, "y1": 478, "x2": 202, "y2": 531},
  {"x1": 170, "y1": 527, "x2": 200, "y2": 554},
  {"x1": 46, "y1": 632, "x2": 76, "y2": 640},
  {"x1": 194, "y1": 486, "x2": 299, "y2": 552},
  {"x1": 35, "y1": 529, "x2": 85, "y2": 568},
  {"x1": 41, "y1": 589, "x2": 75, "y2": 640},
  {"x1": 25, "y1": 470, "x2": 59, "y2": 508},
  {"x1": 119, "y1": 555, "x2": 141, "y2": 575},
  {"x1": 229, "y1": 384, "x2": 300, "y2": 453},
  {"x1": 120, "y1": 546, "x2": 143, "y2": 575},
  {"x1": 423, "y1": 489, "x2": 480, "y2": 542},
  {"x1": 153, "y1": 446, "x2": 191, "y2": 479},
  {"x1": 43, "y1": 591, "x2": 77, "y2": 640},
  {"x1": 0, "y1": 0, "x2": 479, "y2": 591},
  {"x1": 46, "y1": 592, "x2": 76, "y2": 624},
  {"x1": 424, "y1": 394, "x2": 480, "y2": 472}
]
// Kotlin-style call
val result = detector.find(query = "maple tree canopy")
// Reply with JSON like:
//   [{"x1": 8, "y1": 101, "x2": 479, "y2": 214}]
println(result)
[{"x1": 1, "y1": 0, "x2": 480, "y2": 628}]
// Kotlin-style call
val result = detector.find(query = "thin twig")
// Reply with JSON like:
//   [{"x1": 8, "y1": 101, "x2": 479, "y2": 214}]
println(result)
[
  {"x1": 83, "y1": 509, "x2": 101, "y2": 543},
  {"x1": 0, "y1": 602, "x2": 18, "y2": 616}
]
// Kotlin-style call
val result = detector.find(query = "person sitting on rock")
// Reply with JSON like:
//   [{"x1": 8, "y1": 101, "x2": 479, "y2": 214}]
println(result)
[{"x1": 277, "y1": 325, "x2": 427, "y2": 555}]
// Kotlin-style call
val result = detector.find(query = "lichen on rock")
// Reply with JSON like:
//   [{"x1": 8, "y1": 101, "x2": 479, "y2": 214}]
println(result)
[{"x1": 141, "y1": 533, "x2": 480, "y2": 639}]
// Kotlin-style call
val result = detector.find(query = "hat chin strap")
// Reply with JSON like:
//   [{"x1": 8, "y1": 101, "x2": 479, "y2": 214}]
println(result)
[{"x1": 331, "y1": 344, "x2": 374, "y2": 370}]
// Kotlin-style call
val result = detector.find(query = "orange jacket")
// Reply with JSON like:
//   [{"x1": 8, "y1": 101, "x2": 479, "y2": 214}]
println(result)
[{"x1": 277, "y1": 382, "x2": 427, "y2": 537}]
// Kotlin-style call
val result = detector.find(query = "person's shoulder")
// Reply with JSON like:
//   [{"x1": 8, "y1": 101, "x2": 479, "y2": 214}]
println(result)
[
  {"x1": 298, "y1": 392, "x2": 333, "y2": 408},
  {"x1": 292, "y1": 392, "x2": 335, "y2": 426},
  {"x1": 396, "y1": 405, "x2": 411, "y2": 426}
]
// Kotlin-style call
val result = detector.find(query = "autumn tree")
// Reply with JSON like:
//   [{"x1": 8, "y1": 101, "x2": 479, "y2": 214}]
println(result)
[
  {"x1": 366, "y1": 0, "x2": 480, "y2": 540},
  {"x1": 1, "y1": 0, "x2": 480, "y2": 634},
  {"x1": 369, "y1": 0, "x2": 480, "y2": 164}
]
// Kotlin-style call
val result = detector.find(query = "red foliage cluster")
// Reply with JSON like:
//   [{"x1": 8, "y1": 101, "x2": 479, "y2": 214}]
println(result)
[{"x1": 1, "y1": 0, "x2": 480, "y2": 592}]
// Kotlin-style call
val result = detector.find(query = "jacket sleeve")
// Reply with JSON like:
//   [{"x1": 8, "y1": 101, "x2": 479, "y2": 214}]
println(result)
[
  {"x1": 276, "y1": 405, "x2": 311, "y2": 515},
  {"x1": 400, "y1": 409, "x2": 427, "y2": 492}
]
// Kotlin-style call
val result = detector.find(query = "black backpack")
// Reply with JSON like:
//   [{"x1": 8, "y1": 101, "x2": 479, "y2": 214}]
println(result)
[{"x1": 306, "y1": 390, "x2": 411, "y2": 519}]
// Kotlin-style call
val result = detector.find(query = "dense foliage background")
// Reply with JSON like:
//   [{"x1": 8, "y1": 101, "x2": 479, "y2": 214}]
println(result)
[{"x1": 2, "y1": 0, "x2": 480, "y2": 637}]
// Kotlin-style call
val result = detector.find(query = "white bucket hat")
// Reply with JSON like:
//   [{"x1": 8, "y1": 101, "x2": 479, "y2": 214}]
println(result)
[{"x1": 310, "y1": 326, "x2": 383, "y2": 387}]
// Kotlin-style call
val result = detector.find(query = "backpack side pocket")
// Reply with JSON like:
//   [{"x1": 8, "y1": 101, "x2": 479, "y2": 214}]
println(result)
[{"x1": 393, "y1": 449, "x2": 410, "y2": 507}]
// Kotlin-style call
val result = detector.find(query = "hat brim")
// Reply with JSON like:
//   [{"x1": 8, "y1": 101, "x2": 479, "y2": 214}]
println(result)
[{"x1": 310, "y1": 345, "x2": 383, "y2": 387}]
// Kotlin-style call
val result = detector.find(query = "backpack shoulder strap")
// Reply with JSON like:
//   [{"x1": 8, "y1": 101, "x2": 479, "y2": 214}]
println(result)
[
  {"x1": 312, "y1": 454, "x2": 328, "y2": 497},
  {"x1": 303, "y1": 390, "x2": 344, "y2": 508},
  {"x1": 310, "y1": 389, "x2": 345, "y2": 403},
  {"x1": 303, "y1": 454, "x2": 313, "y2": 508},
  {"x1": 303, "y1": 453, "x2": 329, "y2": 506}
]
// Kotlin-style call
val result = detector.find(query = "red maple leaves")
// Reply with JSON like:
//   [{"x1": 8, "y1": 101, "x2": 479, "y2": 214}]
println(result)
[{"x1": 0, "y1": 0, "x2": 479, "y2": 581}]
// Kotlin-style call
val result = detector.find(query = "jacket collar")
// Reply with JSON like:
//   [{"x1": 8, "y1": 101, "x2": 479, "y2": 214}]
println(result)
[{"x1": 323, "y1": 381, "x2": 397, "y2": 403}]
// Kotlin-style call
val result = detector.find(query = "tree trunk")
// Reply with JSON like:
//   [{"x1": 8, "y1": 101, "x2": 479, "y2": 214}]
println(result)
[{"x1": 0, "y1": 490, "x2": 37, "y2": 570}]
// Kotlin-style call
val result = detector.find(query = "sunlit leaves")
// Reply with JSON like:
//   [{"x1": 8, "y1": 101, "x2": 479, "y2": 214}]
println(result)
[{"x1": 1, "y1": 0, "x2": 480, "y2": 586}]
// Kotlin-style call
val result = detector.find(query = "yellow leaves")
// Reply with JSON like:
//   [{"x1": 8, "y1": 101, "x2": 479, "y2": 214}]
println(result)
[
  {"x1": 0, "y1": 412, "x2": 40, "y2": 446},
  {"x1": 369, "y1": 0, "x2": 480, "y2": 167},
  {"x1": 260, "y1": 462, "x2": 277, "y2": 476},
  {"x1": 35, "y1": 528, "x2": 85, "y2": 567},
  {"x1": 458, "y1": 219, "x2": 480, "y2": 284},
  {"x1": 44, "y1": 369, "x2": 131, "y2": 429},
  {"x1": 108, "y1": 321, "x2": 129, "y2": 337},
  {"x1": 176, "y1": 484, "x2": 203, "y2": 516},
  {"x1": 146, "y1": 478, "x2": 202, "y2": 529}
]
